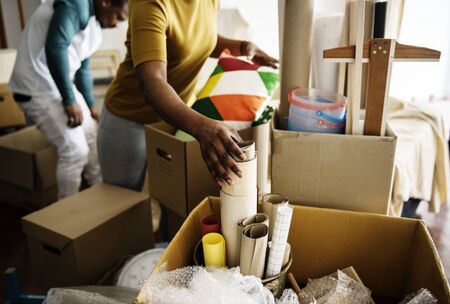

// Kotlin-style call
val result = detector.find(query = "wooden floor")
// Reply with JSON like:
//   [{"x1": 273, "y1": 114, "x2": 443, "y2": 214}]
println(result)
[{"x1": 0, "y1": 200, "x2": 449, "y2": 301}]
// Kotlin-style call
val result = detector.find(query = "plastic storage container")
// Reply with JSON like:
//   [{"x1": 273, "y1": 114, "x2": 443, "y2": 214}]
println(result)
[{"x1": 287, "y1": 88, "x2": 347, "y2": 134}]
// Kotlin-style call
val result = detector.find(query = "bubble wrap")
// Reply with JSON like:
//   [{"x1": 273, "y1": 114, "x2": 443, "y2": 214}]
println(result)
[
  {"x1": 297, "y1": 270, "x2": 372, "y2": 304},
  {"x1": 142, "y1": 264, "x2": 299, "y2": 304},
  {"x1": 399, "y1": 288, "x2": 437, "y2": 304}
]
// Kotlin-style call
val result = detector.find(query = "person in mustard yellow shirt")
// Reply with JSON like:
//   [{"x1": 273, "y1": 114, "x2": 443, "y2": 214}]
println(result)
[{"x1": 97, "y1": 0, "x2": 277, "y2": 191}]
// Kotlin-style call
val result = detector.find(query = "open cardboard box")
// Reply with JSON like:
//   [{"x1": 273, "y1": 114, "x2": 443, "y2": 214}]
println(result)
[
  {"x1": 0, "y1": 84, "x2": 25, "y2": 128},
  {"x1": 135, "y1": 197, "x2": 450, "y2": 304},
  {"x1": 271, "y1": 111, "x2": 397, "y2": 215},
  {"x1": 0, "y1": 126, "x2": 58, "y2": 208},
  {"x1": 145, "y1": 121, "x2": 271, "y2": 218}
]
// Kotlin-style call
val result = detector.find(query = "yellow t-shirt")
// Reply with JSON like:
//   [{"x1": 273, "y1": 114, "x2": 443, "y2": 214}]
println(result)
[{"x1": 105, "y1": 0, "x2": 219, "y2": 124}]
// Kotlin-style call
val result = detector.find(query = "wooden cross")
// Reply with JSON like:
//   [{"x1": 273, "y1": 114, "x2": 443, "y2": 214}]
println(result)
[{"x1": 323, "y1": 39, "x2": 440, "y2": 136}]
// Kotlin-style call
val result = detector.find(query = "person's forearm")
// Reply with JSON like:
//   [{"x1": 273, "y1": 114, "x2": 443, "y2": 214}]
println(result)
[
  {"x1": 142, "y1": 76, "x2": 210, "y2": 137},
  {"x1": 210, "y1": 35, "x2": 245, "y2": 58}
]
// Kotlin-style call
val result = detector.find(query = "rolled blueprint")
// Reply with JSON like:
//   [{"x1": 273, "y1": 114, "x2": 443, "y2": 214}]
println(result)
[
  {"x1": 279, "y1": 0, "x2": 315, "y2": 129},
  {"x1": 221, "y1": 156, "x2": 257, "y2": 197},
  {"x1": 239, "y1": 213, "x2": 269, "y2": 230},
  {"x1": 202, "y1": 232, "x2": 226, "y2": 268},
  {"x1": 260, "y1": 193, "x2": 288, "y2": 240},
  {"x1": 220, "y1": 190, "x2": 258, "y2": 267},
  {"x1": 311, "y1": 14, "x2": 345, "y2": 92},
  {"x1": 240, "y1": 223, "x2": 268, "y2": 278},
  {"x1": 265, "y1": 205, "x2": 293, "y2": 278}
]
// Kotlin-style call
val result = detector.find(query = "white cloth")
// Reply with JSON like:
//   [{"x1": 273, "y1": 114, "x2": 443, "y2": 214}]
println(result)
[
  {"x1": 388, "y1": 98, "x2": 450, "y2": 216},
  {"x1": 18, "y1": 90, "x2": 101, "y2": 199},
  {"x1": 9, "y1": 0, "x2": 102, "y2": 98}
]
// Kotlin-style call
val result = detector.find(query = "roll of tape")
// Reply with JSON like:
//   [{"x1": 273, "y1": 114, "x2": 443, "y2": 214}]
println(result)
[
  {"x1": 220, "y1": 189, "x2": 257, "y2": 267},
  {"x1": 221, "y1": 156, "x2": 257, "y2": 197}
]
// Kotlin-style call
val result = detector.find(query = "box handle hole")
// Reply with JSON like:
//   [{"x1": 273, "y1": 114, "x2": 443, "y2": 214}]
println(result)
[
  {"x1": 0, "y1": 95, "x2": 4, "y2": 102},
  {"x1": 156, "y1": 148, "x2": 172, "y2": 161},
  {"x1": 42, "y1": 244, "x2": 62, "y2": 256}
]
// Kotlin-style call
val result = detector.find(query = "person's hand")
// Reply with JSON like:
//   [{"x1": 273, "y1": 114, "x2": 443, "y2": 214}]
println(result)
[
  {"x1": 64, "y1": 103, "x2": 83, "y2": 128},
  {"x1": 194, "y1": 119, "x2": 246, "y2": 186},
  {"x1": 242, "y1": 41, "x2": 279, "y2": 69},
  {"x1": 90, "y1": 107, "x2": 100, "y2": 122}
]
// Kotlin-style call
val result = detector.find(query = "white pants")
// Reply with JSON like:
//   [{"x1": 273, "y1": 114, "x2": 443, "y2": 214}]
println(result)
[{"x1": 17, "y1": 90, "x2": 101, "y2": 199}]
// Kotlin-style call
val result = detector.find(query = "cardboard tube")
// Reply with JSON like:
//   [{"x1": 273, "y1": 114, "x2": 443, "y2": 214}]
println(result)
[
  {"x1": 260, "y1": 193, "x2": 288, "y2": 240},
  {"x1": 220, "y1": 190, "x2": 257, "y2": 267},
  {"x1": 233, "y1": 141, "x2": 255, "y2": 161},
  {"x1": 201, "y1": 214, "x2": 221, "y2": 237},
  {"x1": 221, "y1": 156, "x2": 257, "y2": 197},
  {"x1": 279, "y1": 0, "x2": 315, "y2": 129},
  {"x1": 265, "y1": 205, "x2": 293, "y2": 278},
  {"x1": 238, "y1": 213, "x2": 269, "y2": 245},
  {"x1": 239, "y1": 223, "x2": 268, "y2": 278},
  {"x1": 202, "y1": 232, "x2": 226, "y2": 268},
  {"x1": 311, "y1": 13, "x2": 345, "y2": 92}
]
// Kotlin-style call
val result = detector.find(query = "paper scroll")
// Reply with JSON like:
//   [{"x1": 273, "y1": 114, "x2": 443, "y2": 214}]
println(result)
[
  {"x1": 233, "y1": 141, "x2": 255, "y2": 161},
  {"x1": 239, "y1": 223, "x2": 268, "y2": 278},
  {"x1": 220, "y1": 190, "x2": 257, "y2": 267},
  {"x1": 202, "y1": 232, "x2": 226, "y2": 268},
  {"x1": 279, "y1": 0, "x2": 315, "y2": 129},
  {"x1": 311, "y1": 13, "x2": 345, "y2": 92},
  {"x1": 260, "y1": 193, "x2": 288, "y2": 240},
  {"x1": 265, "y1": 205, "x2": 293, "y2": 278}
]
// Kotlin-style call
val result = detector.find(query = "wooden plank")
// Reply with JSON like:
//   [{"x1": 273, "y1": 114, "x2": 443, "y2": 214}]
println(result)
[
  {"x1": 323, "y1": 41, "x2": 440, "y2": 61},
  {"x1": 363, "y1": 39, "x2": 395, "y2": 135}
]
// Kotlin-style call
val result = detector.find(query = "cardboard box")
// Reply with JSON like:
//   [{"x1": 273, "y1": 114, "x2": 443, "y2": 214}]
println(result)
[
  {"x1": 145, "y1": 122, "x2": 270, "y2": 218},
  {"x1": 135, "y1": 197, "x2": 450, "y2": 303},
  {"x1": 271, "y1": 123, "x2": 397, "y2": 214},
  {"x1": 0, "y1": 84, "x2": 25, "y2": 128},
  {"x1": 0, "y1": 126, "x2": 58, "y2": 207},
  {"x1": 22, "y1": 183, "x2": 154, "y2": 289}
]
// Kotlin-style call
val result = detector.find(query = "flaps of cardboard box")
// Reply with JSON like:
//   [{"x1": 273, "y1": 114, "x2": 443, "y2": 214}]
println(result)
[
  {"x1": 135, "y1": 197, "x2": 449, "y2": 304},
  {"x1": 0, "y1": 84, "x2": 25, "y2": 128},
  {"x1": 22, "y1": 183, "x2": 149, "y2": 247},
  {"x1": 271, "y1": 122, "x2": 397, "y2": 214},
  {"x1": 0, "y1": 126, "x2": 57, "y2": 189}
]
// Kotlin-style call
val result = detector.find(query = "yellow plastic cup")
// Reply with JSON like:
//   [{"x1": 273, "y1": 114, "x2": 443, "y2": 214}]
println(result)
[{"x1": 202, "y1": 232, "x2": 226, "y2": 267}]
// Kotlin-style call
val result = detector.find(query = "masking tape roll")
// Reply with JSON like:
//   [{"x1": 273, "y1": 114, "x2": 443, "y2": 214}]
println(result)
[
  {"x1": 220, "y1": 189, "x2": 257, "y2": 267},
  {"x1": 221, "y1": 156, "x2": 257, "y2": 197},
  {"x1": 240, "y1": 223, "x2": 268, "y2": 278},
  {"x1": 202, "y1": 232, "x2": 226, "y2": 268}
]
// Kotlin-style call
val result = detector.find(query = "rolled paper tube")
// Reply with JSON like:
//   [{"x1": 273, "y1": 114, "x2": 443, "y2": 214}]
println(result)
[
  {"x1": 240, "y1": 223, "x2": 268, "y2": 278},
  {"x1": 202, "y1": 232, "x2": 226, "y2": 268},
  {"x1": 220, "y1": 189, "x2": 258, "y2": 267},
  {"x1": 267, "y1": 241, "x2": 291, "y2": 268},
  {"x1": 283, "y1": 243, "x2": 291, "y2": 267},
  {"x1": 279, "y1": 0, "x2": 315, "y2": 129},
  {"x1": 201, "y1": 214, "x2": 221, "y2": 236},
  {"x1": 260, "y1": 193, "x2": 288, "y2": 240},
  {"x1": 238, "y1": 213, "x2": 269, "y2": 239},
  {"x1": 265, "y1": 205, "x2": 293, "y2": 278},
  {"x1": 232, "y1": 140, "x2": 256, "y2": 161},
  {"x1": 221, "y1": 156, "x2": 257, "y2": 197}
]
